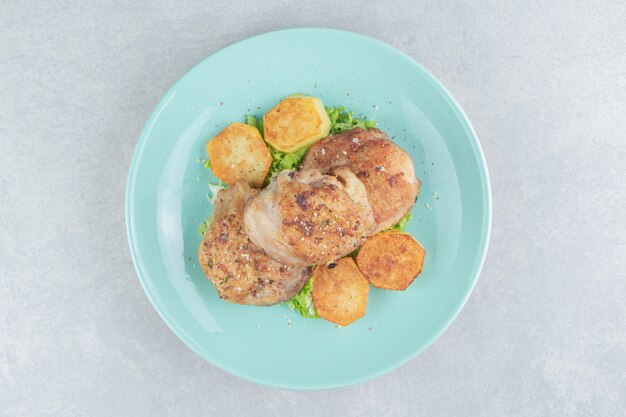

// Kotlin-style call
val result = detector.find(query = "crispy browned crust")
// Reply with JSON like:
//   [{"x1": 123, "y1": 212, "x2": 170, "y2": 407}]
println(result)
[
  {"x1": 301, "y1": 128, "x2": 420, "y2": 231},
  {"x1": 357, "y1": 169, "x2": 418, "y2": 232},
  {"x1": 312, "y1": 258, "x2": 369, "y2": 326},
  {"x1": 198, "y1": 180, "x2": 312, "y2": 305},
  {"x1": 356, "y1": 231, "x2": 425, "y2": 290},
  {"x1": 276, "y1": 171, "x2": 370, "y2": 264}
]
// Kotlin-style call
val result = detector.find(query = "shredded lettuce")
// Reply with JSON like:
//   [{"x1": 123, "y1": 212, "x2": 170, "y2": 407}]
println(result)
[
  {"x1": 348, "y1": 246, "x2": 361, "y2": 259},
  {"x1": 245, "y1": 115, "x2": 263, "y2": 133},
  {"x1": 286, "y1": 277, "x2": 318, "y2": 318},
  {"x1": 267, "y1": 146, "x2": 309, "y2": 178},
  {"x1": 198, "y1": 181, "x2": 225, "y2": 235},
  {"x1": 207, "y1": 181, "x2": 226, "y2": 205},
  {"x1": 198, "y1": 156, "x2": 211, "y2": 169},
  {"x1": 326, "y1": 106, "x2": 377, "y2": 134},
  {"x1": 198, "y1": 216, "x2": 213, "y2": 236},
  {"x1": 389, "y1": 213, "x2": 412, "y2": 232}
]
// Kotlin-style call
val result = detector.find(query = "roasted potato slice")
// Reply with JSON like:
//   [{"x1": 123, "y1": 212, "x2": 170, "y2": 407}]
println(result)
[
  {"x1": 313, "y1": 257, "x2": 369, "y2": 326},
  {"x1": 356, "y1": 231, "x2": 425, "y2": 290},
  {"x1": 206, "y1": 122, "x2": 272, "y2": 187},
  {"x1": 263, "y1": 95, "x2": 331, "y2": 152}
]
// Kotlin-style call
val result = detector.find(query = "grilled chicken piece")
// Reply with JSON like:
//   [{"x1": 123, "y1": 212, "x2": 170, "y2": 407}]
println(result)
[
  {"x1": 301, "y1": 128, "x2": 420, "y2": 232},
  {"x1": 244, "y1": 169, "x2": 376, "y2": 265},
  {"x1": 198, "y1": 180, "x2": 312, "y2": 306}
]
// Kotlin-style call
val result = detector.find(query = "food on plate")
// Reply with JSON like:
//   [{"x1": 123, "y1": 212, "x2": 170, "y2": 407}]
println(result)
[
  {"x1": 301, "y1": 127, "x2": 420, "y2": 232},
  {"x1": 356, "y1": 231, "x2": 425, "y2": 290},
  {"x1": 326, "y1": 106, "x2": 376, "y2": 134},
  {"x1": 285, "y1": 277, "x2": 318, "y2": 318},
  {"x1": 198, "y1": 180, "x2": 312, "y2": 305},
  {"x1": 243, "y1": 168, "x2": 376, "y2": 265},
  {"x1": 206, "y1": 122, "x2": 272, "y2": 187},
  {"x1": 312, "y1": 258, "x2": 369, "y2": 326},
  {"x1": 263, "y1": 95, "x2": 331, "y2": 152},
  {"x1": 197, "y1": 96, "x2": 427, "y2": 325}
]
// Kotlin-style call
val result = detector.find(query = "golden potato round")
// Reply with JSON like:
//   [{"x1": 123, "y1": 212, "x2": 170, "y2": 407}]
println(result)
[
  {"x1": 312, "y1": 257, "x2": 369, "y2": 326},
  {"x1": 263, "y1": 95, "x2": 331, "y2": 152},
  {"x1": 206, "y1": 122, "x2": 272, "y2": 188},
  {"x1": 356, "y1": 231, "x2": 425, "y2": 290}
]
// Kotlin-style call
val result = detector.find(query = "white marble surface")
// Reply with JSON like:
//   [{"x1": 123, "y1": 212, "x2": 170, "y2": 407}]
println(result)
[{"x1": 1, "y1": 1, "x2": 625, "y2": 416}]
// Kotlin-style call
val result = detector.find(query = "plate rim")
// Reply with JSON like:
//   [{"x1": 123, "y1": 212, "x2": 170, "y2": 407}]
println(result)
[{"x1": 125, "y1": 27, "x2": 492, "y2": 390}]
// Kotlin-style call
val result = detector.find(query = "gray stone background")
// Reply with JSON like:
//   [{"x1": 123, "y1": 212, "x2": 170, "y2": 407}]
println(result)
[{"x1": 1, "y1": 1, "x2": 625, "y2": 416}]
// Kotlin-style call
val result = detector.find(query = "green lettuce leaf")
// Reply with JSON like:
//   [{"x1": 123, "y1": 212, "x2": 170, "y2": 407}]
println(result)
[
  {"x1": 266, "y1": 146, "x2": 309, "y2": 180},
  {"x1": 388, "y1": 213, "x2": 412, "y2": 232},
  {"x1": 198, "y1": 180, "x2": 226, "y2": 235},
  {"x1": 207, "y1": 181, "x2": 226, "y2": 205},
  {"x1": 245, "y1": 115, "x2": 263, "y2": 134},
  {"x1": 326, "y1": 106, "x2": 376, "y2": 134},
  {"x1": 285, "y1": 277, "x2": 318, "y2": 319},
  {"x1": 198, "y1": 216, "x2": 213, "y2": 236}
]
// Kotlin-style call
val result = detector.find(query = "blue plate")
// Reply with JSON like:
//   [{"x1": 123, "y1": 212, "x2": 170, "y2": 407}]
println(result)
[{"x1": 126, "y1": 28, "x2": 491, "y2": 389}]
